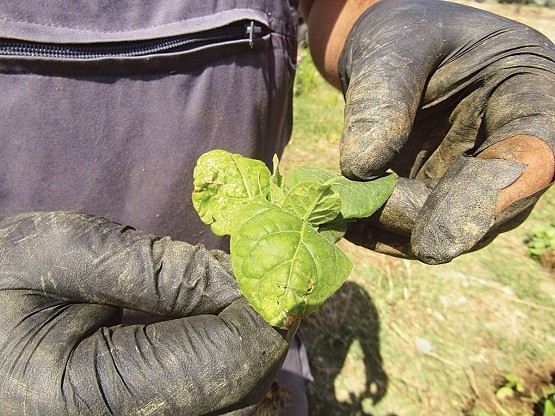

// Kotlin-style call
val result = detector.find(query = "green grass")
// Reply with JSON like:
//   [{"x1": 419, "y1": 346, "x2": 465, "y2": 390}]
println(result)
[{"x1": 282, "y1": 48, "x2": 555, "y2": 416}]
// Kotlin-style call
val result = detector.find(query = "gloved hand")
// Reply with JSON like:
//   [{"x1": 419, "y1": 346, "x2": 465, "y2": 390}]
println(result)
[
  {"x1": 0, "y1": 212, "x2": 294, "y2": 415},
  {"x1": 338, "y1": 0, "x2": 555, "y2": 264}
]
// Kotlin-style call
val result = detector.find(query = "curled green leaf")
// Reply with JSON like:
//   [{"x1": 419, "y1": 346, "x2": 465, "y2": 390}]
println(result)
[
  {"x1": 288, "y1": 166, "x2": 397, "y2": 219},
  {"x1": 281, "y1": 181, "x2": 341, "y2": 227},
  {"x1": 192, "y1": 149, "x2": 271, "y2": 236}
]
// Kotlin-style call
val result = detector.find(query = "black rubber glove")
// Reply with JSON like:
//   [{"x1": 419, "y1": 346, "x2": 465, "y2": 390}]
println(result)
[
  {"x1": 0, "y1": 212, "x2": 294, "y2": 415},
  {"x1": 338, "y1": 0, "x2": 555, "y2": 264}
]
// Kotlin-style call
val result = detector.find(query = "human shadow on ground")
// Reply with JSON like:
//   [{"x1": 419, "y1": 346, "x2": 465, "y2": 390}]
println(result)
[{"x1": 299, "y1": 281, "x2": 389, "y2": 416}]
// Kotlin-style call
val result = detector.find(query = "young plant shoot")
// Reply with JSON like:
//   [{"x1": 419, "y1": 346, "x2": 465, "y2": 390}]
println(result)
[{"x1": 192, "y1": 149, "x2": 396, "y2": 328}]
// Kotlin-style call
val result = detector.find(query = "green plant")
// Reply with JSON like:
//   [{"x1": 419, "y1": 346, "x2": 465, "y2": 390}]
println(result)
[
  {"x1": 496, "y1": 374, "x2": 525, "y2": 399},
  {"x1": 526, "y1": 383, "x2": 555, "y2": 416},
  {"x1": 491, "y1": 374, "x2": 555, "y2": 416},
  {"x1": 526, "y1": 222, "x2": 555, "y2": 260},
  {"x1": 192, "y1": 149, "x2": 396, "y2": 328}
]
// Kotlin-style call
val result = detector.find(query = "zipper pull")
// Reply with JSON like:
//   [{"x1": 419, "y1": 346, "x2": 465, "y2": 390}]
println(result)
[{"x1": 245, "y1": 21, "x2": 262, "y2": 49}]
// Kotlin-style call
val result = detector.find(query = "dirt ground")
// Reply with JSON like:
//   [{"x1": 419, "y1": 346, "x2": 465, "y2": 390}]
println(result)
[{"x1": 454, "y1": 0, "x2": 555, "y2": 41}]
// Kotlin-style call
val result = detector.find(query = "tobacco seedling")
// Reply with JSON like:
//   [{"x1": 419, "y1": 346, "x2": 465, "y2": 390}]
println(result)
[{"x1": 192, "y1": 149, "x2": 396, "y2": 328}]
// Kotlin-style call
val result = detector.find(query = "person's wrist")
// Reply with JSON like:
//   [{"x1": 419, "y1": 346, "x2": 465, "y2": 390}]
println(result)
[{"x1": 304, "y1": 0, "x2": 379, "y2": 89}]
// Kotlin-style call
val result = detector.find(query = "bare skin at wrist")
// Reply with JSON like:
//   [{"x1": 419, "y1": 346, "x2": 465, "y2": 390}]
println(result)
[{"x1": 299, "y1": 0, "x2": 378, "y2": 89}]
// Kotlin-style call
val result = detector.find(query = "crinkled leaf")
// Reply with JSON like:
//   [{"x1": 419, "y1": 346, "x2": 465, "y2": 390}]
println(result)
[
  {"x1": 281, "y1": 181, "x2": 341, "y2": 227},
  {"x1": 288, "y1": 166, "x2": 397, "y2": 219},
  {"x1": 231, "y1": 198, "x2": 352, "y2": 328},
  {"x1": 192, "y1": 149, "x2": 271, "y2": 236},
  {"x1": 192, "y1": 150, "x2": 398, "y2": 328}
]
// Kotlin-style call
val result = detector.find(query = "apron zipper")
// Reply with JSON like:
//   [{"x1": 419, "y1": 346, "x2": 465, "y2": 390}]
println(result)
[{"x1": 0, "y1": 20, "x2": 266, "y2": 59}]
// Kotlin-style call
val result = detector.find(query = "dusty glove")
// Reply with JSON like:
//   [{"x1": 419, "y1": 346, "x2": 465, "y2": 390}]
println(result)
[
  {"x1": 0, "y1": 212, "x2": 293, "y2": 415},
  {"x1": 338, "y1": 0, "x2": 555, "y2": 264}
]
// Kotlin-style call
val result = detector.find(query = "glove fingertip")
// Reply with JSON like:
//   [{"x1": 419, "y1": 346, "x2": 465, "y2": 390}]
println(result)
[
  {"x1": 411, "y1": 223, "x2": 472, "y2": 265},
  {"x1": 339, "y1": 131, "x2": 400, "y2": 179},
  {"x1": 340, "y1": 90, "x2": 415, "y2": 180}
]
